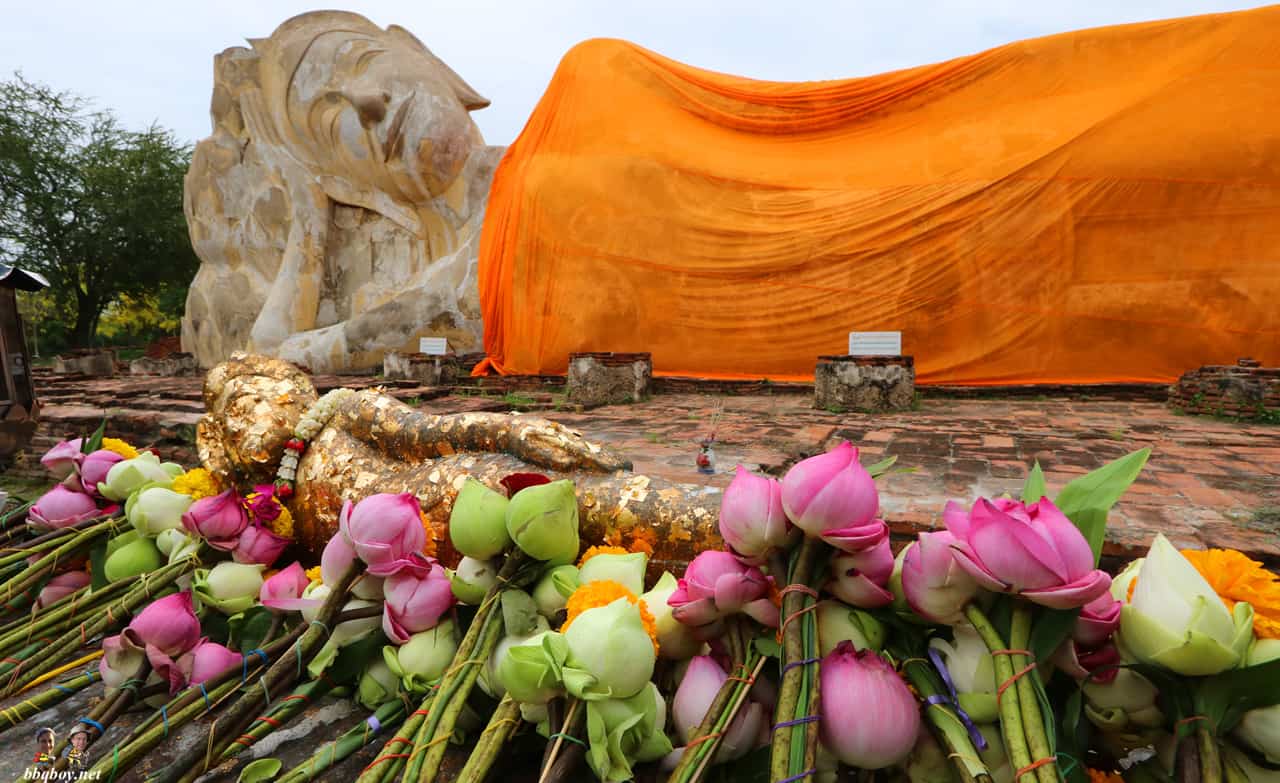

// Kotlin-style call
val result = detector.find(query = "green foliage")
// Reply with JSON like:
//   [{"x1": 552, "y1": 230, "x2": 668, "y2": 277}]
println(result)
[
  {"x1": 0, "y1": 73, "x2": 196, "y2": 349},
  {"x1": 1054, "y1": 448, "x2": 1151, "y2": 564}
]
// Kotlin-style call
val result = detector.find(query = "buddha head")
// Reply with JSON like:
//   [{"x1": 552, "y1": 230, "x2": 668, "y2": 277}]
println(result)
[{"x1": 250, "y1": 11, "x2": 491, "y2": 222}]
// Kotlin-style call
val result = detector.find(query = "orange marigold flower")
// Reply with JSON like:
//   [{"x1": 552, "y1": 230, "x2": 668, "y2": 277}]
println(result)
[
  {"x1": 1181, "y1": 548, "x2": 1280, "y2": 640},
  {"x1": 1087, "y1": 769, "x2": 1124, "y2": 783},
  {"x1": 419, "y1": 509, "x2": 438, "y2": 558},
  {"x1": 562, "y1": 579, "x2": 659, "y2": 653},
  {"x1": 578, "y1": 546, "x2": 630, "y2": 567}
]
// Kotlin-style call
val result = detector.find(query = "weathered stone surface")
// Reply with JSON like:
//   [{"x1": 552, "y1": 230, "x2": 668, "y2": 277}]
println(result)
[
  {"x1": 130, "y1": 353, "x2": 199, "y2": 376},
  {"x1": 814, "y1": 355, "x2": 915, "y2": 412},
  {"x1": 1168, "y1": 358, "x2": 1280, "y2": 419},
  {"x1": 567, "y1": 352, "x2": 652, "y2": 407},
  {"x1": 383, "y1": 351, "x2": 458, "y2": 385},
  {"x1": 182, "y1": 11, "x2": 503, "y2": 372},
  {"x1": 51, "y1": 350, "x2": 115, "y2": 377}
]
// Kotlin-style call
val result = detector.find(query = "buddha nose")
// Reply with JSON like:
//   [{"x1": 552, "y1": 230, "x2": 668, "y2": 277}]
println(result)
[{"x1": 348, "y1": 90, "x2": 390, "y2": 127}]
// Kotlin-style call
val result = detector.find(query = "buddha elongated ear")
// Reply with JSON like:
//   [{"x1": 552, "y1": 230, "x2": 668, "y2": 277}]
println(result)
[{"x1": 386, "y1": 25, "x2": 490, "y2": 110}]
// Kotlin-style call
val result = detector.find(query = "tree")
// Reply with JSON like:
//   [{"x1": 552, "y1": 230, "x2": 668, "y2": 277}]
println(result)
[{"x1": 0, "y1": 74, "x2": 196, "y2": 348}]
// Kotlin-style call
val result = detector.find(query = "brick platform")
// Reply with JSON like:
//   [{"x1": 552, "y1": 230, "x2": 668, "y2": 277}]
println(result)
[{"x1": 9, "y1": 371, "x2": 1279, "y2": 563}]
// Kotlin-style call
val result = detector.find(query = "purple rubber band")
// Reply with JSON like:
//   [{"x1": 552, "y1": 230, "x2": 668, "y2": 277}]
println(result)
[
  {"x1": 366, "y1": 715, "x2": 381, "y2": 733},
  {"x1": 781, "y1": 657, "x2": 820, "y2": 675},
  {"x1": 924, "y1": 647, "x2": 988, "y2": 751},
  {"x1": 777, "y1": 769, "x2": 816, "y2": 783},
  {"x1": 772, "y1": 715, "x2": 819, "y2": 730}
]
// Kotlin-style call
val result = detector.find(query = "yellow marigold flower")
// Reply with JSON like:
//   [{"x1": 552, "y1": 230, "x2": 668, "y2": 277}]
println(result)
[
  {"x1": 578, "y1": 545, "x2": 630, "y2": 567},
  {"x1": 1087, "y1": 770, "x2": 1123, "y2": 783},
  {"x1": 268, "y1": 505, "x2": 295, "y2": 539},
  {"x1": 562, "y1": 579, "x2": 659, "y2": 653},
  {"x1": 170, "y1": 468, "x2": 222, "y2": 500},
  {"x1": 305, "y1": 565, "x2": 322, "y2": 583},
  {"x1": 419, "y1": 509, "x2": 437, "y2": 558},
  {"x1": 1182, "y1": 548, "x2": 1280, "y2": 640},
  {"x1": 100, "y1": 438, "x2": 139, "y2": 460}
]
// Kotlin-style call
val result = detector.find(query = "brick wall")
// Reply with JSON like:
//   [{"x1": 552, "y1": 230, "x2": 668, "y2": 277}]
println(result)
[{"x1": 1168, "y1": 358, "x2": 1280, "y2": 419}]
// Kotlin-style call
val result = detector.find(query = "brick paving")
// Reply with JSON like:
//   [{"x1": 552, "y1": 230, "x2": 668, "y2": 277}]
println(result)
[{"x1": 11, "y1": 373, "x2": 1279, "y2": 562}]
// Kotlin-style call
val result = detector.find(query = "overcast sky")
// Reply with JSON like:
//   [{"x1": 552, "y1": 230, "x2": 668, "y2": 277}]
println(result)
[{"x1": 0, "y1": 0, "x2": 1268, "y2": 146}]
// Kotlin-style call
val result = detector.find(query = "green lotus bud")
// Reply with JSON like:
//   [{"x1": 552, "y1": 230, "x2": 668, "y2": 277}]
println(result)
[
  {"x1": 1234, "y1": 638, "x2": 1280, "y2": 764},
  {"x1": 450, "y1": 479, "x2": 512, "y2": 560},
  {"x1": 639, "y1": 572, "x2": 701, "y2": 660},
  {"x1": 357, "y1": 659, "x2": 399, "y2": 710},
  {"x1": 579, "y1": 551, "x2": 647, "y2": 596},
  {"x1": 929, "y1": 623, "x2": 998, "y2": 725},
  {"x1": 481, "y1": 616, "x2": 551, "y2": 699},
  {"x1": 385, "y1": 620, "x2": 459, "y2": 693},
  {"x1": 127, "y1": 485, "x2": 193, "y2": 537},
  {"x1": 194, "y1": 562, "x2": 266, "y2": 615},
  {"x1": 562, "y1": 598, "x2": 655, "y2": 700},
  {"x1": 98, "y1": 452, "x2": 176, "y2": 501},
  {"x1": 584, "y1": 682, "x2": 673, "y2": 783},
  {"x1": 815, "y1": 599, "x2": 885, "y2": 656},
  {"x1": 496, "y1": 630, "x2": 569, "y2": 705},
  {"x1": 1082, "y1": 669, "x2": 1163, "y2": 732},
  {"x1": 104, "y1": 536, "x2": 163, "y2": 582},
  {"x1": 1117, "y1": 534, "x2": 1253, "y2": 675},
  {"x1": 533, "y1": 565, "x2": 580, "y2": 618},
  {"x1": 449, "y1": 557, "x2": 497, "y2": 605},
  {"x1": 505, "y1": 480, "x2": 579, "y2": 565}
]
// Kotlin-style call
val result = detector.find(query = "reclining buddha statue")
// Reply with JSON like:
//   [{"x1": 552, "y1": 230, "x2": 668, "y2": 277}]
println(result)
[{"x1": 197, "y1": 355, "x2": 723, "y2": 571}]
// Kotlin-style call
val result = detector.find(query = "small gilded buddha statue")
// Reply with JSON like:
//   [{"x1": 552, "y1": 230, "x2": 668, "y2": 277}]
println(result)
[{"x1": 196, "y1": 354, "x2": 724, "y2": 573}]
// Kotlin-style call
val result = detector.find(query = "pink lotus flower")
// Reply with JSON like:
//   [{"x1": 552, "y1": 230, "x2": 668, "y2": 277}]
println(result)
[
  {"x1": 41, "y1": 438, "x2": 84, "y2": 479},
  {"x1": 339, "y1": 493, "x2": 428, "y2": 577},
  {"x1": 827, "y1": 534, "x2": 894, "y2": 609},
  {"x1": 719, "y1": 466, "x2": 795, "y2": 564},
  {"x1": 35, "y1": 571, "x2": 91, "y2": 609},
  {"x1": 382, "y1": 559, "x2": 456, "y2": 644},
  {"x1": 76, "y1": 449, "x2": 124, "y2": 497},
  {"x1": 672, "y1": 655, "x2": 766, "y2": 762},
  {"x1": 1053, "y1": 640, "x2": 1121, "y2": 686},
  {"x1": 944, "y1": 497, "x2": 1111, "y2": 609},
  {"x1": 668, "y1": 551, "x2": 778, "y2": 639},
  {"x1": 245, "y1": 485, "x2": 283, "y2": 524},
  {"x1": 181, "y1": 490, "x2": 249, "y2": 551},
  {"x1": 900, "y1": 531, "x2": 980, "y2": 624},
  {"x1": 260, "y1": 562, "x2": 315, "y2": 611},
  {"x1": 125, "y1": 591, "x2": 202, "y2": 657},
  {"x1": 178, "y1": 641, "x2": 243, "y2": 686},
  {"x1": 820, "y1": 642, "x2": 920, "y2": 769},
  {"x1": 145, "y1": 644, "x2": 188, "y2": 694},
  {"x1": 321, "y1": 532, "x2": 387, "y2": 599},
  {"x1": 1074, "y1": 593, "x2": 1122, "y2": 648},
  {"x1": 780, "y1": 442, "x2": 883, "y2": 552},
  {"x1": 232, "y1": 523, "x2": 290, "y2": 566},
  {"x1": 29, "y1": 485, "x2": 100, "y2": 529}
]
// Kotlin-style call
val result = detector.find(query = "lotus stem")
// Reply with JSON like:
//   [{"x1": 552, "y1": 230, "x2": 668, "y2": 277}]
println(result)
[
  {"x1": 538, "y1": 697, "x2": 585, "y2": 783},
  {"x1": 274, "y1": 700, "x2": 408, "y2": 783},
  {"x1": 964, "y1": 604, "x2": 1034, "y2": 782},
  {"x1": 455, "y1": 695, "x2": 522, "y2": 783},
  {"x1": 897, "y1": 656, "x2": 990, "y2": 783},
  {"x1": 670, "y1": 651, "x2": 768, "y2": 783},
  {"x1": 220, "y1": 678, "x2": 333, "y2": 759},
  {"x1": 771, "y1": 537, "x2": 825, "y2": 783},
  {"x1": 1009, "y1": 603, "x2": 1055, "y2": 783}
]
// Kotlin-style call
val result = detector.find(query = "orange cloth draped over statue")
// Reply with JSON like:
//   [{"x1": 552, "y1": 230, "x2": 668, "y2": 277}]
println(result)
[{"x1": 476, "y1": 8, "x2": 1280, "y2": 385}]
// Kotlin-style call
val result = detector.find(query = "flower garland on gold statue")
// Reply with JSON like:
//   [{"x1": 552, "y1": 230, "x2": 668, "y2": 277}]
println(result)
[{"x1": 273, "y1": 388, "x2": 357, "y2": 498}]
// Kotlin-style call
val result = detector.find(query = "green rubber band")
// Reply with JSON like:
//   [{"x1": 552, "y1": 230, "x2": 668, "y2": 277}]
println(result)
[
  {"x1": 548, "y1": 732, "x2": 586, "y2": 748},
  {"x1": 107, "y1": 744, "x2": 120, "y2": 783}
]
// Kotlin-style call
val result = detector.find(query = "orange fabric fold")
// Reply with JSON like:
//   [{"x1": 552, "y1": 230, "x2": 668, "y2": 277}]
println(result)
[{"x1": 477, "y1": 8, "x2": 1280, "y2": 384}]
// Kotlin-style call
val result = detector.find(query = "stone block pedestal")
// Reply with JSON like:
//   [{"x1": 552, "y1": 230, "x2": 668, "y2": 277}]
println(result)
[
  {"x1": 1168, "y1": 358, "x2": 1280, "y2": 419},
  {"x1": 52, "y1": 349, "x2": 116, "y2": 376},
  {"x1": 568, "y1": 352, "x2": 652, "y2": 407},
  {"x1": 129, "y1": 353, "x2": 198, "y2": 376},
  {"x1": 814, "y1": 355, "x2": 915, "y2": 412},
  {"x1": 383, "y1": 352, "x2": 459, "y2": 385}
]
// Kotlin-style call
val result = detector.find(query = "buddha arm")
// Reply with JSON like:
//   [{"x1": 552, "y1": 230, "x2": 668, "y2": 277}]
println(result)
[{"x1": 330, "y1": 390, "x2": 632, "y2": 474}]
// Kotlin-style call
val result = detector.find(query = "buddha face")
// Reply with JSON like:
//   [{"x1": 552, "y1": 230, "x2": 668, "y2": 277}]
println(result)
[
  {"x1": 198, "y1": 355, "x2": 315, "y2": 484},
  {"x1": 269, "y1": 14, "x2": 488, "y2": 206}
]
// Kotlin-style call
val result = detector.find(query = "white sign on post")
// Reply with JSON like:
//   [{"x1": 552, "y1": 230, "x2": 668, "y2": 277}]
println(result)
[
  {"x1": 418, "y1": 337, "x2": 449, "y2": 355},
  {"x1": 849, "y1": 331, "x2": 901, "y2": 356}
]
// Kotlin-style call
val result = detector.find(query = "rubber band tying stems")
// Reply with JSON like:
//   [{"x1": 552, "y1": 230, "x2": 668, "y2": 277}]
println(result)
[
  {"x1": 548, "y1": 732, "x2": 587, "y2": 747},
  {"x1": 1014, "y1": 756, "x2": 1057, "y2": 779}
]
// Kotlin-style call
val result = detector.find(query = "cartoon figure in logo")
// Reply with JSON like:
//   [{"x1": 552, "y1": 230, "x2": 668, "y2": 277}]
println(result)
[
  {"x1": 32, "y1": 727, "x2": 56, "y2": 769},
  {"x1": 64, "y1": 724, "x2": 91, "y2": 770}
]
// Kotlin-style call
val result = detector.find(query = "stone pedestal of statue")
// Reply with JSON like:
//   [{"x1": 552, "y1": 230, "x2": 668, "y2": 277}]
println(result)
[
  {"x1": 567, "y1": 352, "x2": 652, "y2": 407},
  {"x1": 383, "y1": 352, "x2": 459, "y2": 386},
  {"x1": 814, "y1": 355, "x2": 915, "y2": 412}
]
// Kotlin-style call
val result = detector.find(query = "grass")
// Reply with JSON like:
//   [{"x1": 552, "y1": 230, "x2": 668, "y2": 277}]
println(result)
[
  {"x1": 502, "y1": 392, "x2": 536, "y2": 407},
  {"x1": 0, "y1": 475, "x2": 51, "y2": 503},
  {"x1": 643, "y1": 432, "x2": 665, "y2": 444}
]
